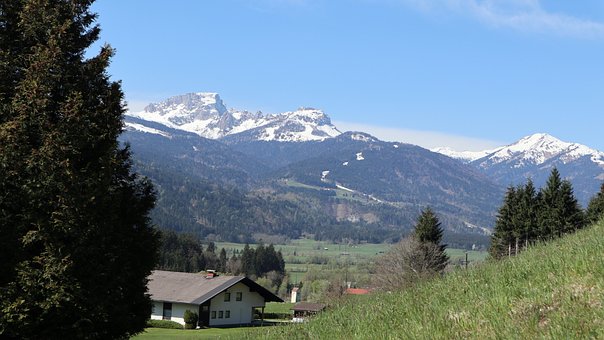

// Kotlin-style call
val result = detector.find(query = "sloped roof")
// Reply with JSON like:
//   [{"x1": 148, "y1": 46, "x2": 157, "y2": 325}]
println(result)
[
  {"x1": 148, "y1": 270, "x2": 283, "y2": 305},
  {"x1": 291, "y1": 302, "x2": 326, "y2": 312}
]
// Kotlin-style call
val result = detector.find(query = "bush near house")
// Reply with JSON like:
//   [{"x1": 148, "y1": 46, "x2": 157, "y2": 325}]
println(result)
[
  {"x1": 183, "y1": 310, "x2": 199, "y2": 329},
  {"x1": 146, "y1": 320, "x2": 183, "y2": 329}
]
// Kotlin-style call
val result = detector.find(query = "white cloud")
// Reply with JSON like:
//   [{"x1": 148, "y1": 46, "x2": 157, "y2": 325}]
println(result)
[
  {"x1": 400, "y1": 0, "x2": 604, "y2": 39},
  {"x1": 334, "y1": 120, "x2": 503, "y2": 151}
]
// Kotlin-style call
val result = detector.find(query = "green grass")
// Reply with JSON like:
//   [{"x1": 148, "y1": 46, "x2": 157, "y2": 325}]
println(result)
[
  {"x1": 132, "y1": 326, "x2": 266, "y2": 339},
  {"x1": 251, "y1": 220, "x2": 604, "y2": 339},
  {"x1": 216, "y1": 238, "x2": 486, "y2": 285},
  {"x1": 265, "y1": 302, "x2": 294, "y2": 314}
]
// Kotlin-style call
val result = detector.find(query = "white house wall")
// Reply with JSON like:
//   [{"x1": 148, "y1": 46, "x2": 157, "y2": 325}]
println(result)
[
  {"x1": 208, "y1": 282, "x2": 266, "y2": 326},
  {"x1": 150, "y1": 301, "x2": 198, "y2": 326}
]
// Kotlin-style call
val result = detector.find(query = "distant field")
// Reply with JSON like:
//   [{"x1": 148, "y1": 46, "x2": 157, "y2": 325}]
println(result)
[{"x1": 215, "y1": 238, "x2": 486, "y2": 284}]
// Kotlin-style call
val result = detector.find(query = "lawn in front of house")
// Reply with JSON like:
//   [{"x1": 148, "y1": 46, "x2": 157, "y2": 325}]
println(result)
[{"x1": 131, "y1": 326, "x2": 267, "y2": 339}]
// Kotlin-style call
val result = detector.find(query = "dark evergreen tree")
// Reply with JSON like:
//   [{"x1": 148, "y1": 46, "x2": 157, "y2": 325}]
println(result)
[
  {"x1": 157, "y1": 230, "x2": 205, "y2": 272},
  {"x1": 513, "y1": 180, "x2": 540, "y2": 252},
  {"x1": 586, "y1": 183, "x2": 604, "y2": 224},
  {"x1": 558, "y1": 181, "x2": 585, "y2": 233},
  {"x1": 0, "y1": 1, "x2": 159, "y2": 338},
  {"x1": 413, "y1": 207, "x2": 448, "y2": 271},
  {"x1": 489, "y1": 186, "x2": 518, "y2": 259},
  {"x1": 240, "y1": 243, "x2": 255, "y2": 276},
  {"x1": 539, "y1": 168, "x2": 584, "y2": 238},
  {"x1": 218, "y1": 248, "x2": 228, "y2": 273}
]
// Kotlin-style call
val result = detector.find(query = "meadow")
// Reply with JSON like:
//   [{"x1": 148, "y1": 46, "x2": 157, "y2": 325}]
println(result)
[
  {"x1": 254, "y1": 219, "x2": 604, "y2": 339},
  {"x1": 216, "y1": 238, "x2": 486, "y2": 283}
]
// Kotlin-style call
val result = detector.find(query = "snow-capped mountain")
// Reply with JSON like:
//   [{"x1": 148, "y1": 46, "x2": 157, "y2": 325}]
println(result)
[
  {"x1": 127, "y1": 92, "x2": 341, "y2": 142},
  {"x1": 435, "y1": 133, "x2": 604, "y2": 205},
  {"x1": 431, "y1": 147, "x2": 494, "y2": 163},
  {"x1": 474, "y1": 133, "x2": 604, "y2": 169}
]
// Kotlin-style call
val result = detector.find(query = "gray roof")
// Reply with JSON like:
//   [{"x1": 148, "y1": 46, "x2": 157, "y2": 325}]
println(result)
[
  {"x1": 148, "y1": 270, "x2": 283, "y2": 305},
  {"x1": 292, "y1": 302, "x2": 327, "y2": 312}
]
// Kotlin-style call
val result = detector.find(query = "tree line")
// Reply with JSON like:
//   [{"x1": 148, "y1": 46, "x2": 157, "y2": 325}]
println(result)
[
  {"x1": 157, "y1": 230, "x2": 286, "y2": 292},
  {"x1": 490, "y1": 168, "x2": 604, "y2": 259}
]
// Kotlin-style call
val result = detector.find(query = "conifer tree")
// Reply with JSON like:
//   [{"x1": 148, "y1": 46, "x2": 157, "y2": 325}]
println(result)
[
  {"x1": 489, "y1": 186, "x2": 518, "y2": 259},
  {"x1": 0, "y1": 1, "x2": 159, "y2": 338},
  {"x1": 539, "y1": 168, "x2": 564, "y2": 238},
  {"x1": 514, "y1": 180, "x2": 540, "y2": 250},
  {"x1": 539, "y1": 168, "x2": 584, "y2": 238},
  {"x1": 413, "y1": 207, "x2": 448, "y2": 271},
  {"x1": 240, "y1": 243, "x2": 255, "y2": 276},
  {"x1": 586, "y1": 183, "x2": 604, "y2": 223}
]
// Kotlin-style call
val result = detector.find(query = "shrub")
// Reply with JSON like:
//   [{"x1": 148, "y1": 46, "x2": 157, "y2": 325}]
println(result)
[
  {"x1": 183, "y1": 310, "x2": 199, "y2": 329},
  {"x1": 146, "y1": 319, "x2": 183, "y2": 329}
]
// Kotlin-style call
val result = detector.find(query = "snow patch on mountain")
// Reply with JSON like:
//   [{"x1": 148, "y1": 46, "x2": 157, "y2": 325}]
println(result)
[
  {"x1": 350, "y1": 132, "x2": 377, "y2": 142},
  {"x1": 432, "y1": 146, "x2": 494, "y2": 162},
  {"x1": 321, "y1": 170, "x2": 330, "y2": 181},
  {"x1": 128, "y1": 93, "x2": 341, "y2": 142},
  {"x1": 124, "y1": 122, "x2": 172, "y2": 139},
  {"x1": 356, "y1": 152, "x2": 365, "y2": 161}
]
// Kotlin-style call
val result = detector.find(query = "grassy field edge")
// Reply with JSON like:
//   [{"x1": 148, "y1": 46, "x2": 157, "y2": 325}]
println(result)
[{"x1": 254, "y1": 220, "x2": 604, "y2": 339}]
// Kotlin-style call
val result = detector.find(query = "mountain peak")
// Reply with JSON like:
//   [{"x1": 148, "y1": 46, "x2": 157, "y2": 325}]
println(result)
[
  {"x1": 128, "y1": 92, "x2": 341, "y2": 142},
  {"x1": 479, "y1": 133, "x2": 604, "y2": 168}
]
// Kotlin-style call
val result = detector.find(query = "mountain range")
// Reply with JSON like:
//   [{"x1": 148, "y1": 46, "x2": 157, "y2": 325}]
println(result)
[
  {"x1": 433, "y1": 133, "x2": 604, "y2": 204},
  {"x1": 121, "y1": 92, "x2": 604, "y2": 247}
]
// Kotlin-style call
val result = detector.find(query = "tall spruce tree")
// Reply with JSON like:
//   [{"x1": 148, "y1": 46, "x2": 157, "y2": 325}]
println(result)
[
  {"x1": 0, "y1": 1, "x2": 159, "y2": 338},
  {"x1": 489, "y1": 186, "x2": 518, "y2": 259},
  {"x1": 586, "y1": 183, "x2": 604, "y2": 223},
  {"x1": 413, "y1": 207, "x2": 448, "y2": 272},
  {"x1": 539, "y1": 168, "x2": 584, "y2": 238}
]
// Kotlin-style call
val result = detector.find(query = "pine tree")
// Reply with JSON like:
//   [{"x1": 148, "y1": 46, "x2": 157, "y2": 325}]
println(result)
[
  {"x1": 586, "y1": 183, "x2": 604, "y2": 223},
  {"x1": 413, "y1": 207, "x2": 448, "y2": 271},
  {"x1": 559, "y1": 180, "x2": 585, "y2": 233},
  {"x1": 489, "y1": 186, "x2": 518, "y2": 259},
  {"x1": 539, "y1": 168, "x2": 584, "y2": 238},
  {"x1": 240, "y1": 243, "x2": 255, "y2": 276},
  {"x1": 0, "y1": 1, "x2": 159, "y2": 338},
  {"x1": 514, "y1": 180, "x2": 540, "y2": 251}
]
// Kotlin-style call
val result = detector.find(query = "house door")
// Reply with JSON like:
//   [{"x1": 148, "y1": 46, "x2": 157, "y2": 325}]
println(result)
[{"x1": 199, "y1": 301, "x2": 210, "y2": 327}]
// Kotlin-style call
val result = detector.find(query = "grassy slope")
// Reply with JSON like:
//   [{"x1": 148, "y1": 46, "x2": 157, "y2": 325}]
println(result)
[{"x1": 254, "y1": 220, "x2": 604, "y2": 339}]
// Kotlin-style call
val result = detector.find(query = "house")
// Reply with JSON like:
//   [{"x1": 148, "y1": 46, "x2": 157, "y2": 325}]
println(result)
[
  {"x1": 148, "y1": 270, "x2": 283, "y2": 327},
  {"x1": 291, "y1": 302, "x2": 326, "y2": 323}
]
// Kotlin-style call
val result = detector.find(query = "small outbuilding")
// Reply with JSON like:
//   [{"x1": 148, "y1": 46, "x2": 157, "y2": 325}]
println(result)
[
  {"x1": 148, "y1": 270, "x2": 283, "y2": 327},
  {"x1": 291, "y1": 302, "x2": 326, "y2": 322}
]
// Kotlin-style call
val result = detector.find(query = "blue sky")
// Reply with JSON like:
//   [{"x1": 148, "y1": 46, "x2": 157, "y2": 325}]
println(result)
[{"x1": 91, "y1": 0, "x2": 604, "y2": 151}]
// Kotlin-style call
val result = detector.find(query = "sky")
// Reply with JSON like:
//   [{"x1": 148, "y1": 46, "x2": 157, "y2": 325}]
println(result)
[{"x1": 90, "y1": 0, "x2": 604, "y2": 151}]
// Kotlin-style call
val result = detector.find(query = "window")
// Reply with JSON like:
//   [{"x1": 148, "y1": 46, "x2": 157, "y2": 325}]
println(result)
[
  {"x1": 219, "y1": 311, "x2": 224, "y2": 319},
  {"x1": 162, "y1": 302, "x2": 172, "y2": 320},
  {"x1": 211, "y1": 311, "x2": 216, "y2": 319},
  {"x1": 225, "y1": 310, "x2": 230, "y2": 318},
  {"x1": 224, "y1": 292, "x2": 231, "y2": 302},
  {"x1": 236, "y1": 292, "x2": 242, "y2": 301}
]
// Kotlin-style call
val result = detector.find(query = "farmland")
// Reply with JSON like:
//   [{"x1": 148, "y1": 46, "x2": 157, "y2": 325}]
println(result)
[{"x1": 216, "y1": 238, "x2": 486, "y2": 284}]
